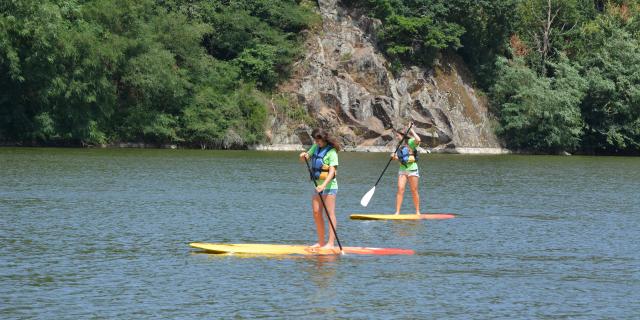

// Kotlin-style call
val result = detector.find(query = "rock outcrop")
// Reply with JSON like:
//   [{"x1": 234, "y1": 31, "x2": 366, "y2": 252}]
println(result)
[{"x1": 265, "y1": 0, "x2": 503, "y2": 153}]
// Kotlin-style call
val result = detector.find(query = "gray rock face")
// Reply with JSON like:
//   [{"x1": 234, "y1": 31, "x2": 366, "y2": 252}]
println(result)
[{"x1": 269, "y1": 0, "x2": 502, "y2": 150}]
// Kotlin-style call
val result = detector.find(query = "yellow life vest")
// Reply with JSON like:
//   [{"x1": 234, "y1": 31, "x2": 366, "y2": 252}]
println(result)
[{"x1": 318, "y1": 164, "x2": 337, "y2": 180}]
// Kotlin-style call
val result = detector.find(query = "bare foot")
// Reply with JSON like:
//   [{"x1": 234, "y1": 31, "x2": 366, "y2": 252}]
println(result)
[
  {"x1": 320, "y1": 243, "x2": 335, "y2": 250},
  {"x1": 310, "y1": 243, "x2": 321, "y2": 248},
  {"x1": 415, "y1": 212, "x2": 421, "y2": 215},
  {"x1": 394, "y1": 212, "x2": 400, "y2": 215}
]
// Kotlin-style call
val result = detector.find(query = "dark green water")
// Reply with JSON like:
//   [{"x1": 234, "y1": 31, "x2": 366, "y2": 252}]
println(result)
[{"x1": 1, "y1": 148, "x2": 639, "y2": 319}]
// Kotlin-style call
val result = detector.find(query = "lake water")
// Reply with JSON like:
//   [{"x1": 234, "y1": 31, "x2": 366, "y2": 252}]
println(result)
[{"x1": 1, "y1": 148, "x2": 639, "y2": 319}]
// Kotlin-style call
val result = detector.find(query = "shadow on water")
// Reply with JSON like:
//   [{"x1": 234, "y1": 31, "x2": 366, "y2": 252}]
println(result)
[
  {"x1": 388, "y1": 220, "x2": 427, "y2": 238},
  {"x1": 190, "y1": 251, "x2": 341, "y2": 262}
]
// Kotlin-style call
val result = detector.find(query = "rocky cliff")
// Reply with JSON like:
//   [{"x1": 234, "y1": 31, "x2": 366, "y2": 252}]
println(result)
[{"x1": 262, "y1": 0, "x2": 505, "y2": 153}]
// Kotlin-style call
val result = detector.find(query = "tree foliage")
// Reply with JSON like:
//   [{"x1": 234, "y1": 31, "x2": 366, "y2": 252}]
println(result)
[
  {"x1": 2, "y1": 0, "x2": 639, "y2": 154},
  {"x1": 344, "y1": 0, "x2": 464, "y2": 67},
  {"x1": 0, "y1": 0, "x2": 317, "y2": 147},
  {"x1": 493, "y1": 0, "x2": 640, "y2": 154},
  {"x1": 492, "y1": 57, "x2": 586, "y2": 152},
  {"x1": 349, "y1": 0, "x2": 640, "y2": 154},
  {"x1": 572, "y1": 5, "x2": 640, "y2": 153}
]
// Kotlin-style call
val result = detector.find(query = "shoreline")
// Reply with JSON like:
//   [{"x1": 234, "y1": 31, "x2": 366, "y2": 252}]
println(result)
[
  {"x1": 6, "y1": 142, "x2": 634, "y2": 156},
  {"x1": 249, "y1": 144, "x2": 512, "y2": 155},
  {"x1": 1, "y1": 142, "x2": 510, "y2": 154}
]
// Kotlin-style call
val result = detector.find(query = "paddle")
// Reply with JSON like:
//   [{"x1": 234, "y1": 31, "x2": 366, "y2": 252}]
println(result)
[
  {"x1": 304, "y1": 158, "x2": 344, "y2": 253},
  {"x1": 360, "y1": 122, "x2": 414, "y2": 207}
]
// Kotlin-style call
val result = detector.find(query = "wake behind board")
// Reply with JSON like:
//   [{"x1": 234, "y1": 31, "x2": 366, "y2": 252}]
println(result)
[
  {"x1": 350, "y1": 213, "x2": 455, "y2": 220},
  {"x1": 189, "y1": 243, "x2": 414, "y2": 255}
]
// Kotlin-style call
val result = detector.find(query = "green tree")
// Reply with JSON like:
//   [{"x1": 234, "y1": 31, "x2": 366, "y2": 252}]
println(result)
[
  {"x1": 514, "y1": 0, "x2": 592, "y2": 74},
  {"x1": 572, "y1": 4, "x2": 640, "y2": 153},
  {"x1": 344, "y1": 0, "x2": 465, "y2": 67},
  {"x1": 448, "y1": 0, "x2": 519, "y2": 89},
  {"x1": 201, "y1": 1, "x2": 316, "y2": 89},
  {"x1": 1, "y1": 0, "x2": 310, "y2": 147},
  {"x1": 492, "y1": 57, "x2": 586, "y2": 152}
]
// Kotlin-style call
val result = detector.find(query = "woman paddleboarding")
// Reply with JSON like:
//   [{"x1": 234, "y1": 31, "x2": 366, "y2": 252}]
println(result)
[
  {"x1": 391, "y1": 124, "x2": 422, "y2": 215},
  {"x1": 299, "y1": 128, "x2": 341, "y2": 250}
]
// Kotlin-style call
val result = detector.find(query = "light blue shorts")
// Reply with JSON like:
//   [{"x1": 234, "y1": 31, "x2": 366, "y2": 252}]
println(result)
[
  {"x1": 313, "y1": 188, "x2": 338, "y2": 196},
  {"x1": 399, "y1": 170, "x2": 420, "y2": 177}
]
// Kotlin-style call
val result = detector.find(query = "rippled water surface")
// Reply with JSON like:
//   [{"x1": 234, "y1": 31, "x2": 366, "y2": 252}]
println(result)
[{"x1": 1, "y1": 148, "x2": 639, "y2": 319}]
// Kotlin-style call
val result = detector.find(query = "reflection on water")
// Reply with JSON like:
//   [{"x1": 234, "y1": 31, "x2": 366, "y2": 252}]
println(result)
[
  {"x1": 305, "y1": 254, "x2": 339, "y2": 286},
  {"x1": 1, "y1": 148, "x2": 639, "y2": 318},
  {"x1": 390, "y1": 221, "x2": 428, "y2": 238}
]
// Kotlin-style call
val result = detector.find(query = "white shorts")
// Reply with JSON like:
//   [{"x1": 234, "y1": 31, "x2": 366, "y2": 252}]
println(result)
[{"x1": 398, "y1": 170, "x2": 420, "y2": 177}]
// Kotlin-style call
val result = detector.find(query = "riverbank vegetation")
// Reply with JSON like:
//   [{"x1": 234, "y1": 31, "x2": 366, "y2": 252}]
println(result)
[
  {"x1": 0, "y1": 0, "x2": 318, "y2": 148},
  {"x1": 345, "y1": 0, "x2": 640, "y2": 154},
  {"x1": 2, "y1": 0, "x2": 638, "y2": 154}
]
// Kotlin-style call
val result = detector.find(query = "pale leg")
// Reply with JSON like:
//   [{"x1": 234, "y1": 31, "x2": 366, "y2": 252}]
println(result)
[
  {"x1": 395, "y1": 174, "x2": 407, "y2": 214},
  {"x1": 321, "y1": 194, "x2": 337, "y2": 249},
  {"x1": 408, "y1": 175, "x2": 420, "y2": 214},
  {"x1": 312, "y1": 195, "x2": 325, "y2": 247}
]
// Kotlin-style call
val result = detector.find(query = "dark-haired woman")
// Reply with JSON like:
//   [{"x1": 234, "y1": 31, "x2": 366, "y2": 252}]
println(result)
[
  {"x1": 299, "y1": 128, "x2": 341, "y2": 250},
  {"x1": 391, "y1": 124, "x2": 421, "y2": 215}
]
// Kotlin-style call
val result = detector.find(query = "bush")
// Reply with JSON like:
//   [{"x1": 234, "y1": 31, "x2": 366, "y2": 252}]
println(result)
[
  {"x1": 492, "y1": 57, "x2": 586, "y2": 152},
  {"x1": 0, "y1": 0, "x2": 314, "y2": 147}
]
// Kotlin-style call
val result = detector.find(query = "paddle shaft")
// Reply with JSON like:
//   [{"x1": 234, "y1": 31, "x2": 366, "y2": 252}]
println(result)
[
  {"x1": 304, "y1": 158, "x2": 343, "y2": 251},
  {"x1": 373, "y1": 123, "x2": 414, "y2": 186}
]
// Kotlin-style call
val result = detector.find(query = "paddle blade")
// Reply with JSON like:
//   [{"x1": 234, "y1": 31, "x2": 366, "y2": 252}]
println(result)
[{"x1": 360, "y1": 186, "x2": 376, "y2": 207}]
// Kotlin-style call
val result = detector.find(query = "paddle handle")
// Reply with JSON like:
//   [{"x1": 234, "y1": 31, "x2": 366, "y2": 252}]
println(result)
[
  {"x1": 304, "y1": 158, "x2": 343, "y2": 252},
  {"x1": 373, "y1": 123, "x2": 414, "y2": 187}
]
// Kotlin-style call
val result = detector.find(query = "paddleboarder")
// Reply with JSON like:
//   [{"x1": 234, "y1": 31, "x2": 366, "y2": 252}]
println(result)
[
  {"x1": 391, "y1": 124, "x2": 421, "y2": 215},
  {"x1": 299, "y1": 128, "x2": 341, "y2": 250}
]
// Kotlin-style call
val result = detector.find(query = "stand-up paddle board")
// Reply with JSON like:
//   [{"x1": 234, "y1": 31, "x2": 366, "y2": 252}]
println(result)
[
  {"x1": 350, "y1": 213, "x2": 455, "y2": 220},
  {"x1": 189, "y1": 243, "x2": 414, "y2": 255}
]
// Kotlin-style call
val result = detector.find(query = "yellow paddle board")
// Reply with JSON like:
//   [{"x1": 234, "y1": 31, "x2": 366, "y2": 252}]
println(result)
[
  {"x1": 189, "y1": 243, "x2": 414, "y2": 255},
  {"x1": 350, "y1": 213, "x2": 455, "y2": 220}
]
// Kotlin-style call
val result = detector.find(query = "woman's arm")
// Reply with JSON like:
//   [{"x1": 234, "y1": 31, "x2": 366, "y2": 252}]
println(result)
[
  {"x1": 300, "y1": 144, "x2": 317, "y2": 161},
  {"x1": 410, "y1": 126, "x2": 421, "y2": 144}
]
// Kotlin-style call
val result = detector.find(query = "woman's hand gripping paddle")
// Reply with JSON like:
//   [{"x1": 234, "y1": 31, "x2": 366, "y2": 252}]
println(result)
[
  {"x1": 360, "y1": 123, "x2": 414, "y2": 207},
  {"x1": 304, "y1": 158, "x2": 344, "y2": 254}
]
